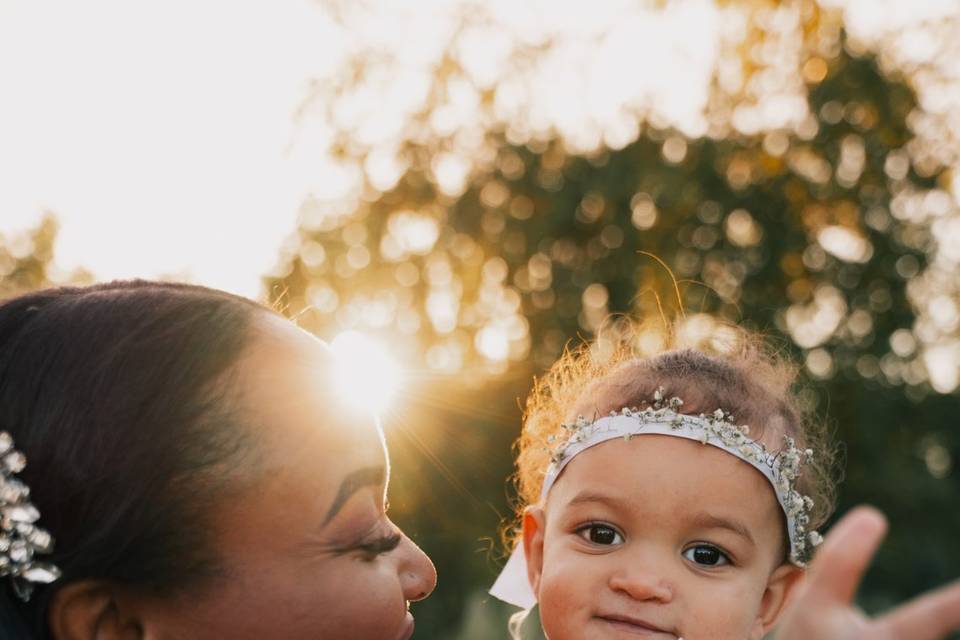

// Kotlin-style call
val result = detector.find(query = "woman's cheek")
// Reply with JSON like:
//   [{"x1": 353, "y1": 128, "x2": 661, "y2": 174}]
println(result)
[{"x1": 326, "y1": 561, "x2": 410, "y2": 638}]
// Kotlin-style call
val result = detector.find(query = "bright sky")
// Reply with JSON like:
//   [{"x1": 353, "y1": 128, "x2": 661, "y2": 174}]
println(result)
[
  {"x1": 0, "y1": 0, "x2": 721, "y2": 299},
  {"x1": 1, "y1": 0, "x2": 955, "y2": 305},
  {"x1": 0, "y1": 0, "x2": 343, "y2": 297}
]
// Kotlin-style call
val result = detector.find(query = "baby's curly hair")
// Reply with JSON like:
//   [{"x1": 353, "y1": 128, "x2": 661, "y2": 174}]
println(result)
[{"x1": 509, "y1": 316, "x2": 839, "y2": 558}]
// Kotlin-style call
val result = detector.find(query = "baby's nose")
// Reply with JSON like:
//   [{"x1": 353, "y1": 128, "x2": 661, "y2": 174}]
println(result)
[{"x1": 608, "y1": 567, "x2": 673, "y2": 603}]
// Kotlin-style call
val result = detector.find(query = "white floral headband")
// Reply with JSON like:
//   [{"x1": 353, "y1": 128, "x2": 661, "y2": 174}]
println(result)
[
  {"x1": 0, "y1": 431, "x2": 61, "y2": 601},
  {"x1": 489, "y1": 388, "x2": 822, "y2": 609}
]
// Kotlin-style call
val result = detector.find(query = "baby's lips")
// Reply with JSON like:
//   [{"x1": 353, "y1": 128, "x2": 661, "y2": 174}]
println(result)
[{"x1": 594, "y1": 611, "x2": 678, "y2": 637}]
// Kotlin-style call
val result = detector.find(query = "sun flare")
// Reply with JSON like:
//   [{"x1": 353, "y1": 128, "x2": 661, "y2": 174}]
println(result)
[{"x1": 330, "y1": 330, "x2": 403, "y2": 416}]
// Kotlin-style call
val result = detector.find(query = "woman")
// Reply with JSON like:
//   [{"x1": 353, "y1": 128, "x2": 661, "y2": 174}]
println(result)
[
  {"x1": 0, "y1": 280, "x2": 956, "y2": 639},
  {"x1": 0, "y1": 281, "x2": 434, "y2": 638}
]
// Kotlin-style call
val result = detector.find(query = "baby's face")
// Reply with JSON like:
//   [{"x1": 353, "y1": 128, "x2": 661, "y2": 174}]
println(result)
[{"x1": 524, "y1": 435, "x2": 802, "y2": 640}]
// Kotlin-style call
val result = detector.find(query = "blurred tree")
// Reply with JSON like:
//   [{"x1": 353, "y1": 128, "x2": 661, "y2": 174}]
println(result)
[
  {"x1": 0, "y1": 215, "x2": 91, "y2": 298},
  {"x1": 268, "y1": 2, "x2": 959, "y2": 636}
]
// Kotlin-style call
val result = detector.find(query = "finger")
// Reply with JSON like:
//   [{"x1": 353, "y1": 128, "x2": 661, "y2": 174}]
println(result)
[
  {"x1": 804, "y1": 506, "x2": 888, "y2": 605},
  {"x1": 875, "y1": 579, "x2": 960, "y2": 640}
]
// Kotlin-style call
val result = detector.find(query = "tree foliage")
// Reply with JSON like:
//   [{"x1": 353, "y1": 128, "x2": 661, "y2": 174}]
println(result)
[
  {"x1": 0, "y1": 216, "x2": 87, "y2": 298},
  {"x1": 266, "y1": 3, "x2": 959, "y2": 635}
]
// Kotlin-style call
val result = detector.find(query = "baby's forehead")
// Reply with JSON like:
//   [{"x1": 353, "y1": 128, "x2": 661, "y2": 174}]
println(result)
[
  {"x1": 571, "y1": 374, "x2": 795, "y2": 447},
  {"x1": 546, "y1": 435, "x2": 783, "y2": 527}
]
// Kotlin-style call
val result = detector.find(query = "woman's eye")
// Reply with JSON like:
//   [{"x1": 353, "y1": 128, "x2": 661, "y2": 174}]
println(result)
[
  {"x1": 356, "y1": 533, "x2": 402, "y2": 559},
  {"x1": 682, "y1": 544, "x2": 730, "y2": 567},
  {"x1": 577, "y1": 524, "x2": 624, "y2": 546}
]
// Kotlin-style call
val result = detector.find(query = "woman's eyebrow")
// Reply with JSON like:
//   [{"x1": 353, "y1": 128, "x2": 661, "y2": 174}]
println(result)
[
  {"x1": 689, "y1": 512, "x2": 755, "y2": 545},
  {"x1": 323, "y1": 466, "x2": 386, "y2": 525}
]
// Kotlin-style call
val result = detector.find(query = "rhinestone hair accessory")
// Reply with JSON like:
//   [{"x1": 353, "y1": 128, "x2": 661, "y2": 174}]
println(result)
[
  {"x1": 489, "y1": 388, "x2": 821, "y2": 609},
  {"x1": 0, "y1": 431, "x2": 61, "y2": 601}
]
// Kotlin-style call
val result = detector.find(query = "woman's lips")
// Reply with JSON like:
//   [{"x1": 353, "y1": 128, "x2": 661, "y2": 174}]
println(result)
[
  {"x1": 397, "y1": 612, "x2": 415, "y2": 640},
  {"x1": 595, "y1": 613, "x2": 676, "y2": 637}
]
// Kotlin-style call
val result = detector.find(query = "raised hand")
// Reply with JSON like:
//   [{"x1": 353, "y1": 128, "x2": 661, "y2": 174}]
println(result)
[{"x1": 775, "y1": 506, "x2": 960, "y2": 640}]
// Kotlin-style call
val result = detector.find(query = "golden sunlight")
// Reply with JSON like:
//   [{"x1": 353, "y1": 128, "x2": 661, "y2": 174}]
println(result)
[{"x1": 329, "y1": 330, "x2": 403, "y2": 415}]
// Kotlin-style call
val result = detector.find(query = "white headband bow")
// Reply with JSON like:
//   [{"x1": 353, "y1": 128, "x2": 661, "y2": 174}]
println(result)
[{"x1": 490, "y1": 393, "x2": 821, "y2": 609}]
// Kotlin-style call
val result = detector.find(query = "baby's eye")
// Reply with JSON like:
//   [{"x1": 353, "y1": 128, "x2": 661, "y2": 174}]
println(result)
[
  {"x1": 577, "y1": 523, "x2": 624, "y2": 546},
  {"x1": 682, "y1": 544, "x2": 731, "y2": 567}
]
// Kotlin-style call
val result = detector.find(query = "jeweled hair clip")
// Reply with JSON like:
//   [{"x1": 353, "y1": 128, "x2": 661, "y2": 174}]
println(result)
[{"x1": 0, "y1": 431, "x2": 61, "y2": 601}]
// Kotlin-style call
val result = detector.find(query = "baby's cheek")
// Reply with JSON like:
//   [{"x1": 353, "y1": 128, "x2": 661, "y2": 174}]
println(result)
[
  {"x1": 536, "y1": 548, "x2": 603, "y2": 640},
  {"x1": 682, "y1": 585, "x2": 765, "y2": 640},
  {"x1": 538, "y1": 581, "x2": 582, "y2": 640}
]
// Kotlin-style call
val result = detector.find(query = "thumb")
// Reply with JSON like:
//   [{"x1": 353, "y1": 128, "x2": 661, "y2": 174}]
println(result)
[{"x1": 803, "y1": 506, "x2": 888, "y2": 606}]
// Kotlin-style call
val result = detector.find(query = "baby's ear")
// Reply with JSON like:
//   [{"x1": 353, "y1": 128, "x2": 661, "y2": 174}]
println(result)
[
  {"x1": 522, "y1": 505, "x2": 547, "y2": 597},
  {"x1": 751, "y1": 564, "x2": 805, "y2": 639}
]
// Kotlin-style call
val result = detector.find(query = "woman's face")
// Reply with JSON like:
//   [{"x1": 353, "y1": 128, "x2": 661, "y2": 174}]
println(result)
[{"x1": 137, "y1": 314, "x2": 436, "y2": 639}]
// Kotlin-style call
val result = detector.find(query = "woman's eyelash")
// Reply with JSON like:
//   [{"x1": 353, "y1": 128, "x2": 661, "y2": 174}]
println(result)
[{"x1": 357, "y1": 533, "x2": 402, "y2": 557}]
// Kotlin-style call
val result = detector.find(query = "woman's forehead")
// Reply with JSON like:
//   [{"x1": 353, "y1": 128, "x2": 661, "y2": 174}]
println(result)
[{"x1": 230, "y1": 314, "x2": 386, "y2": 469}]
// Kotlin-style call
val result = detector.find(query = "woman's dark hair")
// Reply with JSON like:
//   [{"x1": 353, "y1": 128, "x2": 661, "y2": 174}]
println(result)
[{"x1": 0, "y1": 280, "x2": 267, "y2": 637}]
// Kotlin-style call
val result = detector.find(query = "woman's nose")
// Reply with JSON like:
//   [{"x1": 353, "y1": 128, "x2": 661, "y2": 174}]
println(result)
[
  {"x1": 608, "y1": 565, "x2": 673, "y2": 603},
  {"x1": 397, "y1": 534, "x2": 437, "y2": 602}
]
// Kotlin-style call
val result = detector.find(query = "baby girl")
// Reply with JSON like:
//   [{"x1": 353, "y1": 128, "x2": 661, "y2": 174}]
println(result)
[{"x1": 492, "y1": 328, "x2": 835, "y2": 640}]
